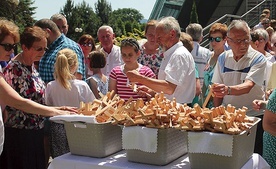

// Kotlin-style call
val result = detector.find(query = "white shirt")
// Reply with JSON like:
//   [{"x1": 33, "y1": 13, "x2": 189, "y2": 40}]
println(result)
[
  {"x1": 45, "y1": 79, "x2": 95, "y2": 108},
  {"x1": 191, "y1": 42, "x2": 212, "y2": 87},
  {"x1": 212, "y1": 46, "x2": 266, "y2": 116},
  {"x1": 100, "y1": 45, "x2": 123, "y2": 76},
  {"x1": 159, "y1": 41, "x2": 196, "y2": 103}
]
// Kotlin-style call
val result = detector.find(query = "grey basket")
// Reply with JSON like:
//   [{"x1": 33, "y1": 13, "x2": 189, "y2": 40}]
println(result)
[
  {"x1": 64, "y1": 122, "x2": 122, "y2": 158},
  {"x1": 188, "y1": 117, "x2": 261, "y2": 169},
  {"x1": 126, "y1": 128, "x2": 188, "y2": 165}
]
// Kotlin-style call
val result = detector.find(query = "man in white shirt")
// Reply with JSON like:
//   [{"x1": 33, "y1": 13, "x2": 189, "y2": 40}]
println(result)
[
  {"x1": 211, "y1": 20, "x2": 267, "y2": 155},
  {"x1": 126, "y1": 17, "x2": 196, "y2": 104},
  {"x1": 97, "y1": 25, "x2": 122, "y2": 76},
  {"x1": 186, "y1": 23, "x2": 212, "y2": 87}
]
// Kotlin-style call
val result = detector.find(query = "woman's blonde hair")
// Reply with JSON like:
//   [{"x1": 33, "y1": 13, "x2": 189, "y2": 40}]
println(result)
[{"x1": 54, "y1": 48, "x2": 78, "y2": 90}]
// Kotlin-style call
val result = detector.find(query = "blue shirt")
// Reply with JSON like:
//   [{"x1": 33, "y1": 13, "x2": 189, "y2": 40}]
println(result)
[{"x1": 39, "y1": 34, "x2": 85, "y2": 83}]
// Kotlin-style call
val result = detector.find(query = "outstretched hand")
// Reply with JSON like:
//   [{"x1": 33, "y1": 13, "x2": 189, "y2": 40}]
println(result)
[{"x1": 56, "y1": 106, "x2": 78, "y2": 115}]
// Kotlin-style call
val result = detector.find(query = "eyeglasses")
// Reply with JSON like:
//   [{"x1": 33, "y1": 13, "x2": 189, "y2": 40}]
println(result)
[
  {"x1": 0, "y1": 43, "x2": 17, "y2": 51},
  {"x1": 227, "y1": 37, "x2": 250, "y2": 44},
  {"x1": 32, "y1": 46, "x2": 48, "y2": 52},
  {"x1": 80, "y1": 43, "x2": 92, "y2": 47},
  {"x1": 208, "y1": 37, "x2": 222, "y2": 42}
]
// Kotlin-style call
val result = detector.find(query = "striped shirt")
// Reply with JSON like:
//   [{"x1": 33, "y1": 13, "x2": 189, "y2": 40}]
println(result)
[{"x1": 110, "y1": 64, "x2": 155, "y2": 101}]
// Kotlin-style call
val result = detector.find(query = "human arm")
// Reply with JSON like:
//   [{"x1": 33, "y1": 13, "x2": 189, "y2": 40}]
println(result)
[
  {"x1": 263, "y1": 109, "x2": 276, "y2": 136},
  {"x1": 126, "y1": 70, "x2": 176, "y2": 95},
  {"x1": 108, "y1": 78, "x2": 117, "y2": 94},
  {"x1": 212, "y1": 80, "x2": 255, "y2": 98},
  {"x1": 0, "y1": 76, "x2": 76, "y2": 116},
  {"x1": 263, "y1": 89, "x2": 276, "y2": 136},
  {"x1": 88, "y1": 78, "x2": 101, "y2": 99}
]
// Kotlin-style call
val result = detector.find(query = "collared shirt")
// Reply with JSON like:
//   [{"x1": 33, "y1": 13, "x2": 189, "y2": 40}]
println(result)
[
  {"x1": 212, "y1": 46, "x2": 267, "y2": 116},
  {"x1": 191, "y1": 41, "x2": 212, "y2": 87},
  {"x1": 100, "y1": 45, "x2": 123, "y2": 76},
  {"x1": 159, "y1": 41, "x2": 196, "y2": 103},
  {"x1": 39, "y1": 34, "x2": 85, "y2": 83}
]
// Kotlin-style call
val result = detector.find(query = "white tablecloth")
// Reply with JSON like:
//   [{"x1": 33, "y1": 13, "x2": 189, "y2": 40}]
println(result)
[{"x1": 48, "y1": 151, "x2": 270, "y2": 169}]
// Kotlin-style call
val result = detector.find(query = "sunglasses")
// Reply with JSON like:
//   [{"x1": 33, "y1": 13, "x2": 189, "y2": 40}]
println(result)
[
  {"x1": 80, "y1": 43, "x2": 92, "y2": 47},
  {"x1": 0, "y1": 43, "x2": 17, "y2": 51},
  {"x1": 208, "y1": 37, "x2": 222, "y2": 42},
  {"x1": 32, "y1": 46, "x2": 48, "y2": 52}
]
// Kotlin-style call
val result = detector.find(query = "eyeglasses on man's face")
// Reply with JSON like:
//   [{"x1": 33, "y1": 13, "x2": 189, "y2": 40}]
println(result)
[
  {"x1": 227, "y1": 37, "x2": 250, "y2": 44},
  {"x1": 208, "y1": 37, "x2": 222, "y2": 42},
  {"x1": 0, "y1": 43, "x2": 17, "y2": 51}
]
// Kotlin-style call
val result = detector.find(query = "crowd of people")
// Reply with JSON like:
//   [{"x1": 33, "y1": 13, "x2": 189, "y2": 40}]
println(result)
[{"x1": 0, "y1": 7, "x2": 275, "y2": 169}]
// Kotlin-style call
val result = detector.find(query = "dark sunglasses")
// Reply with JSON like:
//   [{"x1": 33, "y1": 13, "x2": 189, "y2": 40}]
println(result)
[
  {"x1": 80, "y1": 43, "x2": 92, "y2": 47},
  {"x1": 0, "y1": 43, "x2": 17, "y2": 51},
  {"x1": 208, "y1": 37, "x2": 222, "y2": 42},
  {"x1": 32, "y1": 46, "x2": 48, "y2": 52}
]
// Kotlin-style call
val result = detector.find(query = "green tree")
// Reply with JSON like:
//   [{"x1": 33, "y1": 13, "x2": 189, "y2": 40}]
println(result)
[
  {"x1": 111, "y1": 8, "x2": 143, "y2": 23},
  {"x1": 124, "y1": 21, "x2": 133, "y2": 34},
  {"x1": 0, "y1": 0, "x2": 36, "y2": 29},
  {"x1": 95, "y1": 0, "x2": 112, "y2": 25},
  {"x1": 190, "y1": 0, "x2": 199, "y2": 23},
  {"x1": 61, "y1": 0, "x2": 75, "y2": 38},
  {"x1": 114, "y1": 18, "x2": 126, "y2": 37},
  {"x1": 108, "y1": 8, "x2": 144, "y2": 37},
  {"x1": 61, "y1": 0, "x2": 100, "y2": 41}
]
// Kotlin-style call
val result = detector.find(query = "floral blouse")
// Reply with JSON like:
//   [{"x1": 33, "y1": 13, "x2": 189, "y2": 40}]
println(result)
[
  {"x1": 3, "y1": 60, "x2": 46, "y2": 130},
  {"x1": 138, "y1": 46, "x2": 163, "y2": 77}
]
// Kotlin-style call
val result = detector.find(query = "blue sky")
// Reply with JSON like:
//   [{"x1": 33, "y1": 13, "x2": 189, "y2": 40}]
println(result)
[{"x1": 33, "y1": 0, "x2": 156, "y2": 20}]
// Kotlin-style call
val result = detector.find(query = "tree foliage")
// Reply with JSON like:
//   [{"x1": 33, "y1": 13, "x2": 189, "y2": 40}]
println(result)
[
  {"x1": 190, "y1": 0, "x2": 199, "y2": 23},
  {"x1": 94, "y1": 0, "x2": 112, "y2": 25},
  {"x1": 111, "y1": 8, "x2": 143, "y2": 23},
  {"x1": 0, "y1": 0, "x2": 36, "y2": 31},
  {"x1": 62, "y1": 0, "x2": 100, "y2": 41}
]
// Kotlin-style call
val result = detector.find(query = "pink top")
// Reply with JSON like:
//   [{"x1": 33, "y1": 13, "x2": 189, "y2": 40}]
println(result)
[{"x1": 110, "y1": 64, "x2": 155, "y2": 101}]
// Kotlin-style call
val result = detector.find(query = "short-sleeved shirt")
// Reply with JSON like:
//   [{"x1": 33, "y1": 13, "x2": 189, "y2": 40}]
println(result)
[
  {"x1": 45, "y1": 79, "x2": 95, "y2": 108},
  {"x1": 212, "y1": 46, "x2": 267, "y2": 116},
  {"x1": 109, "y1": 64, "x2": 155, "y2": 101},
  {"x1": 191, "y1": 42, "x2": 212, "y2": 87},
  {"x1": 159, "y1": 41, "x2": 196, "y2": 104},
  {"x1": 86, "y1": 74, "x2": 109, "y2": 95},
  {"x1": 100, "y1": 45, "x2": 123, "y2": 76},
  {"x1": 4, "y1": 60, "x2": 46, "y2": 129},
  {"x1": 39, "y1": 34, "x2": 85, "y2": 83}
]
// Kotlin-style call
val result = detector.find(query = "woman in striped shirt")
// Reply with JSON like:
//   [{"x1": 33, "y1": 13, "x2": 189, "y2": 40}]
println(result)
[{"x1": 109, "y1": 38, "x2": 156, "y2": 101}]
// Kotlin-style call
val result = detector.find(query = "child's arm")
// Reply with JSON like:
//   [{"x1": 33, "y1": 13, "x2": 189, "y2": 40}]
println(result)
[{"x1": 108, "y1": 78, "x2": 117, "y2": 94}]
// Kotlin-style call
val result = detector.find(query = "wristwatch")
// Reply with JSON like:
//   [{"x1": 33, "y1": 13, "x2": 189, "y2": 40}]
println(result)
[{"x1": 227, "y1": 86, "x2": 231, "y2": 95}]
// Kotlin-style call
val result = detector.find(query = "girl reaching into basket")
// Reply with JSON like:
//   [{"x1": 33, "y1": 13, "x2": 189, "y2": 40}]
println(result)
[
  {"x1": 109, "y1": 38, "x2": 156, "y2": 101},
  {"x1": 45, "y1": 48, "x2": 95, "y2": 158}
]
